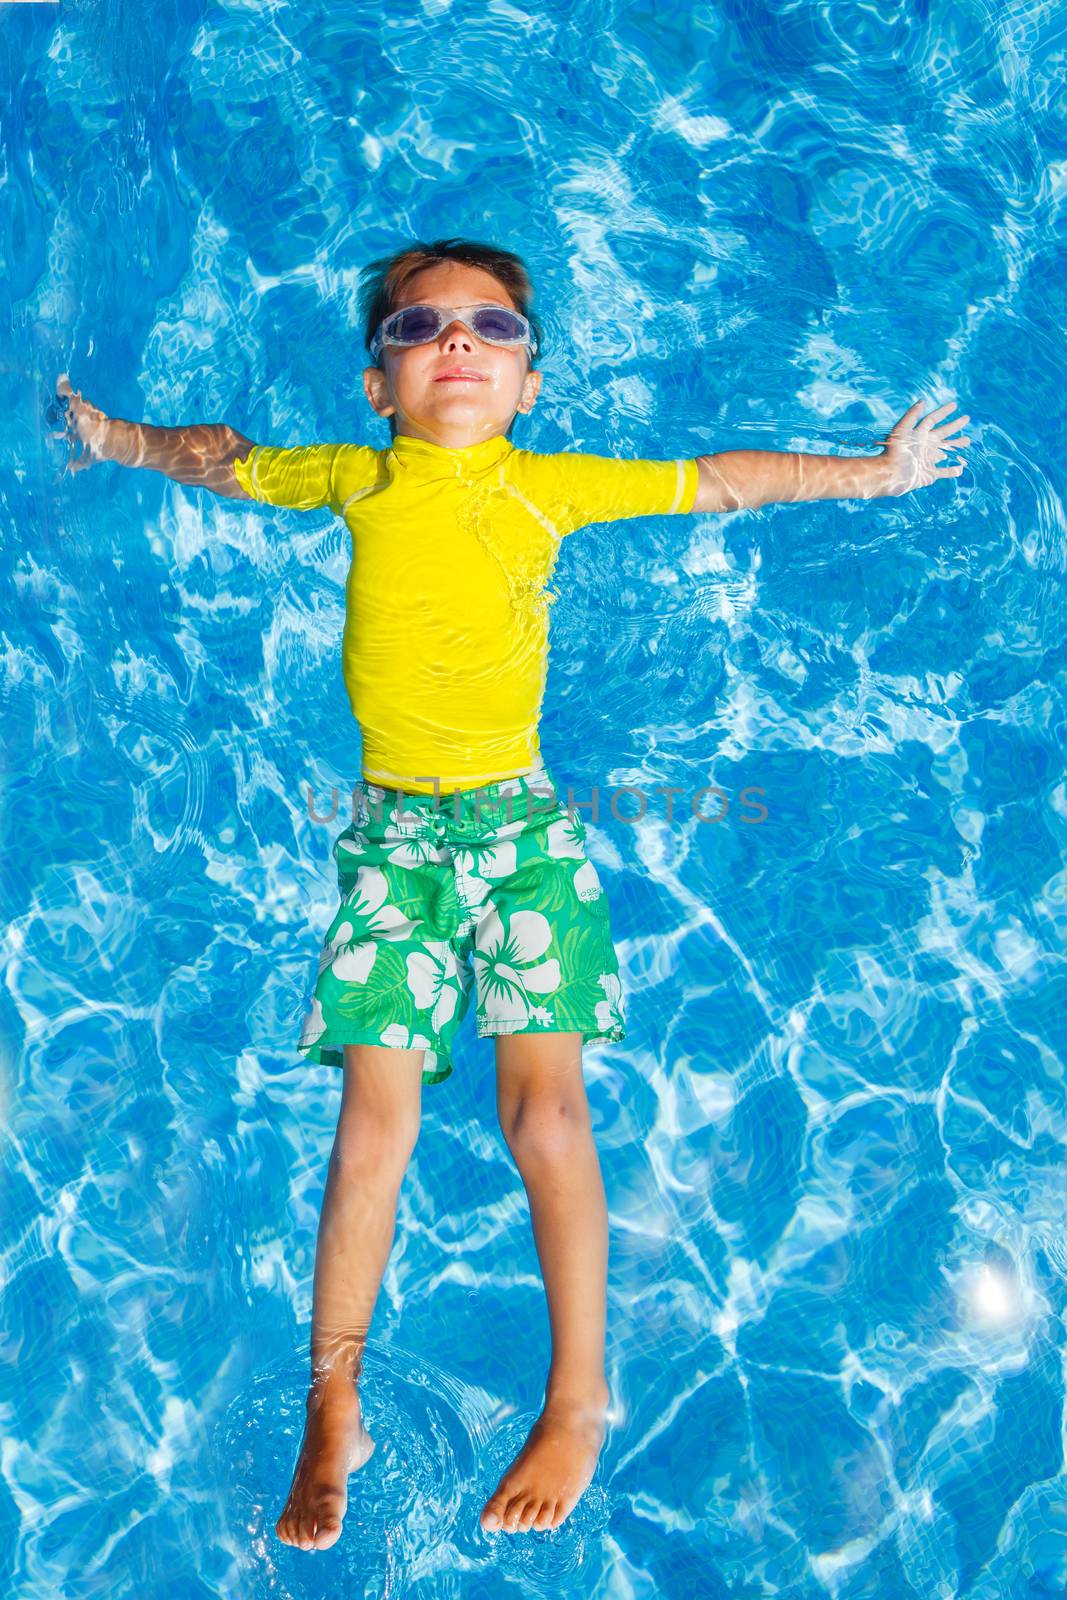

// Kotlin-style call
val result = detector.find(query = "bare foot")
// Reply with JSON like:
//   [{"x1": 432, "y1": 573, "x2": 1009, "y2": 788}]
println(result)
[
  {"x1": 275, "y1": 1376, "x2": 376, "y2": 1552},
  {"x1": 479, "y1": 1387, "x2": 610, "y2": 1535}
]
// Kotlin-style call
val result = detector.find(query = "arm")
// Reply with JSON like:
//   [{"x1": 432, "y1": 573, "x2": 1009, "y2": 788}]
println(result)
[
  {"x1": 52, "y1": 374, "x2": 257, "y2": 499},
  {"x1": 693, "y1": 400, "x2": 971, "y2": 513}
]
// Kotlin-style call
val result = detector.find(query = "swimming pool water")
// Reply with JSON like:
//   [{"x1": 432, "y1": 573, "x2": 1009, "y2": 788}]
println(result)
[{"x1": 3, "y1": 1, "x2": 1066, "y2": 1596}]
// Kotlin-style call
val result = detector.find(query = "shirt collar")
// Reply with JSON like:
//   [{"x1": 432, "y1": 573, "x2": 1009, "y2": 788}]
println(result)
[{"x1": 390, "y1": 432, "x2": 514, "y2": 478}]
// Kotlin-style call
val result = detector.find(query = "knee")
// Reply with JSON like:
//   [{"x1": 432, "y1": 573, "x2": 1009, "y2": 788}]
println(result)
[
  {"x1": 501, "y1": 1095, "x2": 590, "y2": 1165},
  {"x1": 332, "y1": 1105, "x2": 419, "y2": 1176}
]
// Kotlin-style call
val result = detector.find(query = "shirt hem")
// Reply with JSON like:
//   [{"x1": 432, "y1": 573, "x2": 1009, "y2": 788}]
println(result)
[{"x1": 362, "y1": 760, "x2": 546, "y2": 793}]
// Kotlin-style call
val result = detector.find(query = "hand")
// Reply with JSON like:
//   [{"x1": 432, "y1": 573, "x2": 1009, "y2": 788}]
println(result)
[
  {"x1": 875, "y1": 400, "x2": 971, "y2": 496},
  {"x1": 49, "y1": 373, "x2": 112, "y2": 473}
]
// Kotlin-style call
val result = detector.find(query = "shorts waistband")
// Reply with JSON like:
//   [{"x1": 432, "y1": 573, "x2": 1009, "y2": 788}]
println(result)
[{"x1": 355, "y1": 761, "x2": 562, "y2": 837}]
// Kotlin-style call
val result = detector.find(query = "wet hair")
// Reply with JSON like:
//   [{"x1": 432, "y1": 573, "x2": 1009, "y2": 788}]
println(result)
[{"x1": 358, "y1": 236, "x2": 544, "y2": 440}]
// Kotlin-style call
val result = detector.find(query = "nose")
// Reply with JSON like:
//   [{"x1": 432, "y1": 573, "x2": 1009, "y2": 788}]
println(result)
[{"x1": 439, "y1": 319, "x2": 477, "y2": 349}]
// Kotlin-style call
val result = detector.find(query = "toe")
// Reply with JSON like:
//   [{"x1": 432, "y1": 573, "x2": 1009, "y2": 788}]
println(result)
[
  {"x1": 315, "y1": 1517, "x2": 342, "y2": 1550},
  {"x1": 513, "y1": 1495, "x2": 535, "y2": 1531},
  {"x1": 520, "y1": 1497, "x2": 542, "y2": 1531},
  {"x1": 554, "y1": 1495, "x2": 578, "y2": 1529},
  {"x1": 532, "y1": 1500, "x2": 552, "y2": 1531},
  {"x1": 480, "y1": 1496, "x2": 506, "y2": 1531}
]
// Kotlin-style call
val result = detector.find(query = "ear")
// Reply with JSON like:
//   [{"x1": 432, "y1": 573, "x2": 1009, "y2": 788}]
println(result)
[
  {"x1": 518, "y1": 366, "x2": 543, "y2": 414},
  {"x1": 363, "y1": 364, "x2": 395, "y2": 421}
]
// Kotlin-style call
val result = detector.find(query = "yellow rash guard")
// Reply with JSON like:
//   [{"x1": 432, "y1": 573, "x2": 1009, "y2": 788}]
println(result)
[{"x1": 233, "y1": 432, "x2": 699, "y2": 794}]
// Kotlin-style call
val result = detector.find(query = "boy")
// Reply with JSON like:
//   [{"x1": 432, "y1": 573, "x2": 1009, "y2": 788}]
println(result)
[{"x1": 54, "y1": 237, "x2": 970, "y2": 1552}]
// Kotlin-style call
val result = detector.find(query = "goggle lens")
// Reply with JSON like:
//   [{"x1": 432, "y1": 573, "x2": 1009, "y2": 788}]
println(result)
[
  {"x1": 388, "y1": 306, "x2": 443, "y2": 343},
  {"x1": 466, "y1": 306, "x2": 527, "y2": 341}
]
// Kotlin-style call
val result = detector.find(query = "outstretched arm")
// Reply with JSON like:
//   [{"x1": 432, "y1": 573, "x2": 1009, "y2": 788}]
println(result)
[
  {"x1": 693, "y1": 400, "x2": 971, "y2": 513},
  {"x1": 51, "y1": 373, "x2": 256, "y2": 499}
]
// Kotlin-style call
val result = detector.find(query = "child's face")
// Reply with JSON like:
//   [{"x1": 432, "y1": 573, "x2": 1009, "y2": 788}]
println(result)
[{"x1": 363, "y1": 261, "x2": 542, "y2": 446}]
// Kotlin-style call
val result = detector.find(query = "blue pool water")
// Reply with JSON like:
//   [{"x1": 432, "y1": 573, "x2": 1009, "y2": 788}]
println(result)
[{"x1": 3, "y1": 2, "x2": 1066, "y2": 1596}]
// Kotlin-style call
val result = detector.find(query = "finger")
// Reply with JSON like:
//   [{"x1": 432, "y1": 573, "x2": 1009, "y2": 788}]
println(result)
[
  {"x1": 919, "y1": 401, "x2": 958, "y2": 429},
  {"x1": 883, "y1": 403, "x2": 927, "y2": 441},
  {"x1": 56, "y1": 373, "x2": 72, "y2": 396},
  {"x1": 936, "y1": 416, "x2": 970, "y2": 439}
]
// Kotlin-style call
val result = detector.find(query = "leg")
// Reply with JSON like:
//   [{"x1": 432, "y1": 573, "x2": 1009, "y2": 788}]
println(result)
[
  {"x1": 479, "y1": 1032, "x2": 612, "y2": 1536},
  {"x1": 276, "y1": 1043, "x2": 424, "y2": 1553}
]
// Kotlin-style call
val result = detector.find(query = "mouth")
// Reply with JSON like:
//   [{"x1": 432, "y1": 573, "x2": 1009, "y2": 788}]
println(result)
[{"x1": 435, "y1": 371, "x2": 486, "y2": 382}]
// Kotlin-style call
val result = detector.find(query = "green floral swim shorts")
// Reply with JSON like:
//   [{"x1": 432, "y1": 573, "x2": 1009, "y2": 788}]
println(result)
[{"x1": 298, "y1": 762, "x2": 627, "y2": 1085}]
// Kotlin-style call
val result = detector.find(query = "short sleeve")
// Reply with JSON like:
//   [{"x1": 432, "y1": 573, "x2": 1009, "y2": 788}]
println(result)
[
  {"x1": 539, "y1": 453, "x2": 700, "y2": 536},
  {"x1": 232, "y1": 442, "x2": 380, "y2": 513}
]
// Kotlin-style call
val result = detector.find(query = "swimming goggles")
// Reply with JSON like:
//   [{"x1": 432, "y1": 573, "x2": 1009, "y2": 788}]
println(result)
[{"x1": 369, "y1": 302, "x2": 539, "y2": 362}]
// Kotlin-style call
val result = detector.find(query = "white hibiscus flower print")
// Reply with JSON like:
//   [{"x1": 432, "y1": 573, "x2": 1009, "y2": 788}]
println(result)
[
  {"x1": 451, "y1": 836, "x2": 520, "y2": 908},
  {"x1": 347, "y1": 832, "x2": 447, "y2": 870},
  {"x1": 474, "y1": 908, "x2": 562, "y2": 1024},
  {"x1": 337, "y1": 829, "x2": 369, "y2": 857},
  {"x1": 573, "y1": 859, "x2": 603, "y2": 903},
  {"x1": 299, "y1": 1004, "x2": 441, "y2": 1072},
  {"x1": 299, "y1": 996, "x2": 327, "y2": 1051},
  {"x1": 406, "y1": 943, "x2": 466, "y2": 1034},
  {"x1": 338, "y1": 865, "x2": 421, "y2": 941},
  {"x1": 547, "y1": 810, "x2": 586, "y2": 861},
  {"x1": 315, "y1": 867, "x2": 422, "y2": 985},
  {"x1": 544, "y1": 809, "x2": 602, "y2": 901},
  {"x1": 455, "y1": 837, "x2": 518, "y2": 881},
  {"x1": 329, "y1": 929, "x2": 378, "y2": 985},
  {"x1": 379, "y1": 1023, "x2": 436, "y2": 1054},
  {"x1": 594, "y1": 971, "x2": 625, "y2": 1035}
]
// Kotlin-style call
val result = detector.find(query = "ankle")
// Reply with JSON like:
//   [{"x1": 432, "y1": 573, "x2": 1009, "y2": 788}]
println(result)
[
  {"x1": 543, "y1": 1377, "x2": 610, "y2": 1415},
  {"x1": 307, "y1": 1367, "x2": 361, "y2": 1410}
]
